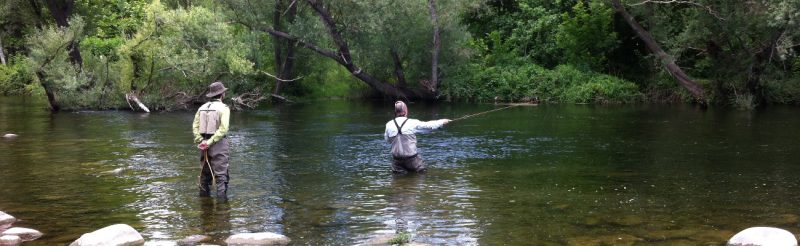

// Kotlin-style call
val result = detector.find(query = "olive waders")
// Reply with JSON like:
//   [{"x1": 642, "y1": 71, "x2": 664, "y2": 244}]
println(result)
[{"x1": 199, "y1": 135, "x2": 229, "y2": 198}]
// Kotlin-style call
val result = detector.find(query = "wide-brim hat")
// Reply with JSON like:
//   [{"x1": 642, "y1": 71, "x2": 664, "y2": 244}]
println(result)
[{"x1": 206, "y1": 81, "x2": 227, "y2": 98}]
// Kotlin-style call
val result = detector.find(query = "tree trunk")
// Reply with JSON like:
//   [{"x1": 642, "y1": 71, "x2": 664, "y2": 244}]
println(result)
[
  {"x1": 271, "y1": 0, "x2": 298, "y2": 100},
  {"x1": 44, "y1": 0, "x2": 82, "y2": 67},
  {"x1": 427, "y1": 0, "x2": 440, "y2": 92},
  {"x1": 746, "y1": 29, "x2": 784, "y2": 105},
  {"x1": 36, "y1": 71, "x2": 60, "y2": 111},
  {"x1": 304, "y1": 0, "x2": 412, "y2": 99},
  {"x1": 0, "y1": 36, "x2": 6, "y2": 65},
  {"x1": 390, "y1": 48, "x2": 407, "y2": 87},
  {"x1": 611, "y1": 0, "x2": 705, "y2": 102},
  {"x1": 28, "y1": 0, "x2": 44, "y2": 28}
]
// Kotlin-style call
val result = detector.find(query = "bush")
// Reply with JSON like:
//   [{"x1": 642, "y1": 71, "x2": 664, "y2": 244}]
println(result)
[
  {"x1": 442, "y1": 62, "x2": 642, "y2": 103},
  {"x1": 0, "y1": 57, "x2": 36, "y2": 95}
]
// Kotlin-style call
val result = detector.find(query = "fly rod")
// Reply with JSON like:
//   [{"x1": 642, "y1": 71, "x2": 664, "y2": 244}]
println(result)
[
  {"x1": 452, "y1": 104, "x2": 519, "y2": 122},
  {"x1": 199, "y1": 148, "x2": 216, "y2": 194}
]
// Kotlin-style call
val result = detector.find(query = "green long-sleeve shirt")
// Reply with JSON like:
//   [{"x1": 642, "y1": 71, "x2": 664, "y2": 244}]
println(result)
[{"x1": 192, "y1": 99, "x2": 230, "y2": 145}]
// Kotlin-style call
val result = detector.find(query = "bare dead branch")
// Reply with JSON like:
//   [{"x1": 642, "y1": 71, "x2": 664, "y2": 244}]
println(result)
[{"x1": 260, "y1": 70, "x2": 304, "y2": 82}]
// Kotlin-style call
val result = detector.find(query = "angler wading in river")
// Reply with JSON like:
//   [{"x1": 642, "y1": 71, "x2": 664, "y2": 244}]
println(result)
[
  {"x1": 384, "y1": 101, "x2": 450, "y2": 173},
  {"x1": 193, "y1": 81, "x2": 231, "y2": 199}
]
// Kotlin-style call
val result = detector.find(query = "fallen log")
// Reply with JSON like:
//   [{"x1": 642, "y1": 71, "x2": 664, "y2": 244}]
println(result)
[{"x1": 125, "y1": 93, "x2": 150, "y2": 113}]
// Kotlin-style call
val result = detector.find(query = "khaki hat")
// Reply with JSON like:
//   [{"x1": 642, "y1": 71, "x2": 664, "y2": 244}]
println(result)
[{"x1": 206, "y1": 81, "x2": 227, "y2": 98}]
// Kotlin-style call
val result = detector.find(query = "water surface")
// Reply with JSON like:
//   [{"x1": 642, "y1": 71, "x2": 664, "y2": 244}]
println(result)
[{"x1": 1, "y1": 97, "x2": 799, "y2": 245}]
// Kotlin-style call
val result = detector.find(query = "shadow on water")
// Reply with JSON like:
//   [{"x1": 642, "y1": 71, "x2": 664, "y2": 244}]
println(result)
[{"x1": 2, "y1": 97, "x2": 800, "y2": 245}]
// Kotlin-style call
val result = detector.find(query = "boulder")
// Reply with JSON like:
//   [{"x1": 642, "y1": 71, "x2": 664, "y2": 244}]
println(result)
[
  {"x1": 0, "y1": 212, "x2": 15, "y2": 231},
  {"x1": 0, "y1": 235, "x2": 22, "y2": 246},
  {"x1": 224, "y1": 232, "x2": 290, "y2": 246},
  {"x1": 177, "y1": 235, "x2": 210, "y2": 246},
  {"x1": 1, "y1": 227, "x2": 42, "y2": 241},
  {"x1": 69, "y1": 224, "x2": 144, "y2": 246},
  {"x1": 728, "y1": 227, "x2": 797, "y2": 246}
]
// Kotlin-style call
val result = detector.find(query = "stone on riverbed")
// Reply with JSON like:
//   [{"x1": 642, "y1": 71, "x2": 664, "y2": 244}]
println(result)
[
  {"x1": 1, "y1": 227, "x2": 42, "y2": 241},
  {"x1": 224, "y1": 232, "x2": 290, "y2": 246},
  {"x1": 0, "y1": 212, "x2": 15, "y2": 231},
  {"x1": 2, "y1": 133, "x2": 17, "y2": 138},
  {"x1": 177, "y1": 235, "x2": 210, "y2": 246},
  {"x1": 0, "y1": 235, "x2": 22, "y2": 245},
  {"x1": 69, "y1": 224, "x2": 144, "y2": 246},
  {"x1": 727, "y1": 227, "x2": 797, "y2": 246}
]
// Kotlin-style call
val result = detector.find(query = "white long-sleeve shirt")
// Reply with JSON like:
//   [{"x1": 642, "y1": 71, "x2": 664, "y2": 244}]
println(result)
[{"x1": 384, "y1": 117, "x2": 447, "y2": 142}]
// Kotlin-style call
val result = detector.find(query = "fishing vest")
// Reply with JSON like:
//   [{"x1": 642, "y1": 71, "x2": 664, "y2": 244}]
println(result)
[
  {"x1": 198, "y1": 101, "x2": 224, "y2": 135},
  {"x1": 389, "y1": 118, "x2": 418, "y2": 159}
]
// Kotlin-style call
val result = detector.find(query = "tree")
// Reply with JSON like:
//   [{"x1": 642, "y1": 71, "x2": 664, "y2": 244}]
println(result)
[
  {"x1": 226, "y1": 0, "x2": 471, "y2": 100},
  {"x1": 610, "y1": 0, "x2": 705, "y2": 102},
  {"x1": 271, "y1": 0, "x2": 299, "y2": 100},
  {"x1": 44, "y1": 0, "x2": 83, "y2": 67}
]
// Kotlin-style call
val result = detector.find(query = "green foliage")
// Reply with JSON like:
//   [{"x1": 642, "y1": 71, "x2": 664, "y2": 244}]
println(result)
[
  {"x1": 25, "y1": 17, "x2": 118, "y2": 109},
  {"x1": 77, "y1": 0, "x2": 148, "y2": 38},
  {"x1": 118, "y1": 0, "x2": 255, "y2": 109},
  {"x1": 762, "y1": 79, "x2": 800, "y2": 105},
  {"x1": 443, "y1": 59, "x2": 641, "y2": 104},
  {"x1": 81, "y1": 37, "x2": 124, "y2": 59},
  {"x1": 555, "y1": 0, "x2": 617, "y2": 71},
  {"x1": 387, "y1": 232, "x2": 411, "y2": 245},
  {"x1": 0, "y1": 56, "x2": 37, "y2": 95}
]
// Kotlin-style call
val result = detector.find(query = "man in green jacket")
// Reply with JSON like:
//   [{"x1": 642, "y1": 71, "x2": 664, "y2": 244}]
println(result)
[{"x1": 193, "y1": 81, "x2": 231, "y2": 198}]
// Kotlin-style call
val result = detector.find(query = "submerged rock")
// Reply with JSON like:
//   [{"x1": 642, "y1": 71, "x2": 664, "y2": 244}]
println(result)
[
  {"x1": 177, "y1": 235, "x2": 210, "y2": 246},
  {"x1": 727, "y1": 227, "x2": 797, "y2": 246},
  {"x1": 362, "y1": 233, "x2": 396, "y2": 246},
  {"x1": 69, "y1": 224, "x2": 144, "y2": 246},
  {"x1": 224, "y1": 232, "x2": 290, "y2": 246},
  {"x1": 0, "y1": 235, "x2": 22, "y2": 246},
  {"x1": 0, "y1": 212, "x2": 15, "y2": 231},
  {"x1": 1, "y1": 227, "x2": 42, "y2": 241},
  {"x1": 2, "y1": 133, "x2": 17, "y2": 138}
]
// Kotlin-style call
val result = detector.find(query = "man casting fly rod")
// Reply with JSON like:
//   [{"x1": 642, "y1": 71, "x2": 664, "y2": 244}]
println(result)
[
  {"x1": 384, "y1": 101, "x2": 520, "y2": 173},
  {"x1": 384, "y1": 101, "x2": 451, "y2": 173}
]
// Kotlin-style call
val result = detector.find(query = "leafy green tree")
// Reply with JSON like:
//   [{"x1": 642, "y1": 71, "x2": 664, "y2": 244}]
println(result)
[
  {"x1": 556, "y1": 0, "x2": 617, "y2": 71},
  {"x1": 118, "y1": 0, "x2": 254, "y2": 109}
]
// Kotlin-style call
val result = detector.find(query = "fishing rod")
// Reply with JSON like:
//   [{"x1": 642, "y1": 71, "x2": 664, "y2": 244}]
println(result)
[
  {"x1": 199, "y1": 149, "x2": 216, "y2": 194},
  {"x1": 452, "y1": 104, "x2": 519, "y2": 122}
]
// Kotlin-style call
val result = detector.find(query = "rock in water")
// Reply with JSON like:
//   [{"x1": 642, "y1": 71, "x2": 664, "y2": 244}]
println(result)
[
  {"x1": 225, "y1": 232, "x2": 290, "y2": 246},
  {"x1": 70, "y1": 224, "x2": 144, "y2": 246},
  {"x1": 0, "y1": 211, "x2": 15, "y2": 231},
  {"x1": 1, "y1": 227, "x2": 43, "y2": 241},
  {"x1": 0, "y1": 235, "x2": 22, "y2": 245},
  {"x1": 177, "y1": 235, "x2": 210, "y2": 246},
  {"x1": 728, "y1": 227, "x2": 797, "y2": 246},
  {"x1": 2, "y1": 133, "x2": 17, "y2": 138}
]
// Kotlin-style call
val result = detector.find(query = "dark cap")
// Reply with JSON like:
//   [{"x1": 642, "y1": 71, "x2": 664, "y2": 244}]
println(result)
[{"x1": 206, "y1": 81, "x2": 227, "y2": 98}]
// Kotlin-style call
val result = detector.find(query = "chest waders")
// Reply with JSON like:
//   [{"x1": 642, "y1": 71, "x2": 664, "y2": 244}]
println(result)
[
  {"x1": 389, "y1": 118, "x2": 425, "y2": 173},
  {"x1": 390, "y1": 118, "x2": 418, "y2": 159},
  {"x1": 197, "y1": 102, "x2": 228, "y2": 198}
]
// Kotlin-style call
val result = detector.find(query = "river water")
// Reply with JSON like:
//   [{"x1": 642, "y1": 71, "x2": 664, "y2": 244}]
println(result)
[{"x1": 1, "y1": 96, "x2": 799, "y2": 245}]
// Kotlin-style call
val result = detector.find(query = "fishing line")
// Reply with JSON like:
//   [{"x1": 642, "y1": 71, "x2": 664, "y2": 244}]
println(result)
[{"x1": 452, "y1": 104, "x2": 520, "y2": 122}]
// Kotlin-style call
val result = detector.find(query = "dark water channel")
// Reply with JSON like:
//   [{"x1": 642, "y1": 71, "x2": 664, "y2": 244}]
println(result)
[{"x1": 1, "y1": 96, "x2": 800, "y2": 245}]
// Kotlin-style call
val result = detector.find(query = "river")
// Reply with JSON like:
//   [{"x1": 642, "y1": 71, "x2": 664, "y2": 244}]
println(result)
[{"x1": 1, "y1": 96, "x2": 799, "y2": 245}]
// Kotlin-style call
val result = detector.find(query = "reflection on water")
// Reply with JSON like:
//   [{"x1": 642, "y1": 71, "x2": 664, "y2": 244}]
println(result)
[{"x1": 2, "y1": 97, "x2": 800, "y2": 245}]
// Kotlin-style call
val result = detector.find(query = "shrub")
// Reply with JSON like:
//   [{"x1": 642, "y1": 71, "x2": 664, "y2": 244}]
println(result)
[
  {"x1": 441, "y1": 62, "x2": 642, "y2": 103},
  {"x1": 0, "y1": 57, "x2": 36, "y2": 95}
]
